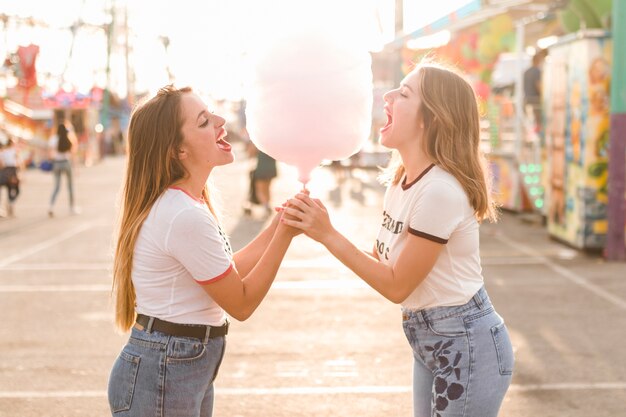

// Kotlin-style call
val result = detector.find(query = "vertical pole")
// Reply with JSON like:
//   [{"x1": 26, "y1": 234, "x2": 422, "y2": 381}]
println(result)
[
  {"x1": 124, "y1": 2, "x2": 133, "y2": 105},
  {"x1": 394, "y1": 0, "x2": 404, "y2": 86},
  {"x1": 101, "y1": 0, "x2": 114, "y2": 134},
  {"x1": 514, "y1": 22, "x2": 525, "y2": 161},
  {"x1": 394, "y1": 0, "x2": 403, "y2": 36},
  {"x1": 160, "y1": 36, "x2": 174, "y2": 84},
  {"x1": 607, "y1": 0, "x2": 626, "y2": 260}
]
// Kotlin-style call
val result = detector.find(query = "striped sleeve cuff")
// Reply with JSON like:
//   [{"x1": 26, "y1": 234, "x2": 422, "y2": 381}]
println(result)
[
  {"x1": 195, "y1": 263, "x2": 233, "y2": 285},
  {"x1": 408, "y1": 228, "x2": 448, "y2": 244}
]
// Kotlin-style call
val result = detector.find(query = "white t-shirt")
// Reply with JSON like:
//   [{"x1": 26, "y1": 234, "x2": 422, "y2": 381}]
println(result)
[
  {"x1": 375, "y1": 165, "x2": 483, "y2": 310},
  {"x1": 133, "y1": 188, "x2": 233, "y2": 325},
  {"x1": 0, "y1": 148, "x2": 18, "y2": 167}
]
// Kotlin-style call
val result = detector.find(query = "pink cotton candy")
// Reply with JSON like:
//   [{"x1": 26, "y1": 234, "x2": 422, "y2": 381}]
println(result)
[{"x1": 245, "y1": 26, "x2": 373, "y2": 185}]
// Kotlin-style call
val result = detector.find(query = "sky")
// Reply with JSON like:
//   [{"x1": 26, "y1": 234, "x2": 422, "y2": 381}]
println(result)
[{"x1": 0, "y1": 0, "x2": 474, "y2": 100}]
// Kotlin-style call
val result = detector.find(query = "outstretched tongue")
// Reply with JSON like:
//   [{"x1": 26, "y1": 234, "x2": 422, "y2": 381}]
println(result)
[{"x1": 217, "y1": 138, "x2": 231, "y2": 152}]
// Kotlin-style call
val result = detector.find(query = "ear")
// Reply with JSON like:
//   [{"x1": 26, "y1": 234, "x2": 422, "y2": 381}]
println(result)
[{"x1": 174, "y1": 147, "x2": 188, "y2": 160}]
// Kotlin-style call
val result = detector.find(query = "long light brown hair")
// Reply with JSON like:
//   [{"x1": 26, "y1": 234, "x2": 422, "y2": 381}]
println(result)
[
  {"x1": 382, "y1": 62, "x2": 498, "y2": 222},
  {"x1": 112, "y1": 85, "x2": 215, "y2": 332}
]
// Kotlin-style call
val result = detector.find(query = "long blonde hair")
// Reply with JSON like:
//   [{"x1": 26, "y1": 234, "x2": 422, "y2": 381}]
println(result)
[
  {"x1": 383, "y1": 62, "x2": 498, "y2": 222},
  {"x1": 112, "y1": 85, "x2": 215, "y2": 332}
]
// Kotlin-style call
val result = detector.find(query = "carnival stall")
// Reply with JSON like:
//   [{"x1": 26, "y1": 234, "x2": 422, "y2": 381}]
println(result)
[{"x1": 543, "y1": 30, "x2": 612, "y2": 249}]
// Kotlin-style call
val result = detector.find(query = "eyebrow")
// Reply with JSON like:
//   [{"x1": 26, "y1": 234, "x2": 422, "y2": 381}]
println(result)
[{"x1": 400, "y1": 83, "x2": 414, "y2": 92}]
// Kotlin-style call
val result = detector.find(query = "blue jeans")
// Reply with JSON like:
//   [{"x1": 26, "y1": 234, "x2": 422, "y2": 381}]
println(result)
[
  {"x1": 402, "y1": 287, "x2": 514, "y2": 417},
  {"x1": 50, "y1": 160, "x2": 74, "y2": 207},
  {"x1": 108, "y1": 326, "x2": 226, "y2": 417}
]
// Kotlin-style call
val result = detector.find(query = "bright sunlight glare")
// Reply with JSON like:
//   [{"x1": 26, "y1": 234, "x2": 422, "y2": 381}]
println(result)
[{"x1": 0, "y1": 0, "x2": 472, "y2": 100}]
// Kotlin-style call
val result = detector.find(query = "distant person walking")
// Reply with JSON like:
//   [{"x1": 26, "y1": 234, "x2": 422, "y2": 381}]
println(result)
[
  {"x1": 0, "y1": 137, "x2": 21, "y2": 217},
  {"x1": 523, "y1": 50, "x2": 546, "y2": 132},
  {"x1": 48, "y1": 123, "x2": 79, "y2": 217},
  {"x1": 243, "y1": 138, "x2": 278, "y2": 217}
]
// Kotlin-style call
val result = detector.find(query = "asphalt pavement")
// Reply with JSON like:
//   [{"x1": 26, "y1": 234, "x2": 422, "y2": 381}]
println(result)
[{"x1": 0, "y1": 144, "x2": 624, "y2": 417}]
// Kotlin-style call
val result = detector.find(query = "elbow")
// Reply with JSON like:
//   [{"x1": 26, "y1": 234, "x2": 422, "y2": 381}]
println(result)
[
  {"x1": 228, "y1": 306, "x2": 255, "y2": 322},
  {"x1": 386, "y1": 290, "x2": 409, "y2": 305},
  {"x1": 229, "y1": 312, "x2": 248, "y2": 322},
  {"x1": 384, "y1": 280, "x2": 413, "y2": 304},
  {"x1": 384, "y1": 271, "x2": 426, "y2": 304}
]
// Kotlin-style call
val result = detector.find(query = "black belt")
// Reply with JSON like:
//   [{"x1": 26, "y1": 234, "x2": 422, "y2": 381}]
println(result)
[{"x1": 135, "y1": 314, "x2": 228, "y2": 340}]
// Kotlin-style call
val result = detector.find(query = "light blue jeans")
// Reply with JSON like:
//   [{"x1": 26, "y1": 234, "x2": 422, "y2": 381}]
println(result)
[
  {"x1": 50, "y1": 160, "x2": 74, "y2": 207},
  {"x1": 402, "y1": 287, "x2": 514, "y2": 417},
  {"x1": 108, "y1": 325, "x2": 226, "y2": 417}
]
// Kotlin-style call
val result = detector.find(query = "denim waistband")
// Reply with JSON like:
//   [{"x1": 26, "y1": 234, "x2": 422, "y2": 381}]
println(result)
[{"x1": 402, "y1": 286, "x2": 491, "y2": 323}]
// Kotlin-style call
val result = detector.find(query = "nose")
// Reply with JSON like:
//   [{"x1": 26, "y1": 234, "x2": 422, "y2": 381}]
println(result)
[
  {"x1": 382, "y1": 89, "x2": 395, "y2": 104},
  {"x1": 214, "y1": 114, "x2": 226, "y2": 128}
]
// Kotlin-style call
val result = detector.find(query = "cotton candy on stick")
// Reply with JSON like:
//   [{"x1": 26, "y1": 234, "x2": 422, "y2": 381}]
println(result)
[{"x1": 246, "y1": 28, "x2": 373, "y2": 185}]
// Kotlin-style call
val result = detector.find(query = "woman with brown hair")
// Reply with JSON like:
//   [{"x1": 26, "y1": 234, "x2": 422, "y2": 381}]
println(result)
[
  {"x1": 108, "y1": 86, "x2": 298, "y2": 416},
  {"x1": 48, "y1": 123, "x2": 79, "y2": 216},
  {"x1": 283, "y1": 62, "x2": 514, "y2": 417}
]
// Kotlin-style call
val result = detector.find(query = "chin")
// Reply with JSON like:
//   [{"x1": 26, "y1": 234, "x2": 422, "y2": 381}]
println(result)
[
  {"x1": 379, "y1": 132, "x2": 396, "y2": 150},
  {"x1": 219, "y1": 153, "x2": 235, "y2": 166},
  {"x1": 379, "y1": 131, "x2": 388, "y2": 146}
]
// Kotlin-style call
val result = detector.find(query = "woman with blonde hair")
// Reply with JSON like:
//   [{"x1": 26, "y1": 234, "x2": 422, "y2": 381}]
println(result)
[
  {"x1": 108, "y1": 85, "x2": 298, "y2": 417},
  {"x1": 283, "y1": 62, "x2": 514, "y2": 417}
]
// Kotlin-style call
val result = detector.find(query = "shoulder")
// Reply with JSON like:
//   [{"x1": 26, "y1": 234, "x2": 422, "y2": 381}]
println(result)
[
  {"x1": 413, "y1": 167, "x2": 467, "y2": 207},
  {"x1": 385, "y1": 181, "x2": 402, "y2": 196},
  {"x1": 420, "y1": 167, "x2": 464, "y2": 194},
  {"x1": 160, "y1": 191, "x2": 217, "y2": 230}
]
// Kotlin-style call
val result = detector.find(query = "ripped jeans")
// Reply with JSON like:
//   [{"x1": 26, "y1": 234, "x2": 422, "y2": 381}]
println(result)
[{"x1": 402, "y1": 287, "x2": 514, "y2": 417}]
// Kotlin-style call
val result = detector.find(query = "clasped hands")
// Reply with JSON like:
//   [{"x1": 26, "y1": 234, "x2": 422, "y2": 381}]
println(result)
[{"x1": 275, "y1": 190, "x2": 334, "y2": 244}]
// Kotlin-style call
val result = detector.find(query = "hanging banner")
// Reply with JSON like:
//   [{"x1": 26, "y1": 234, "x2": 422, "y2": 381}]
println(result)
[{"x1": 17, "y1": 44, "x2": 40, "y2": 90}]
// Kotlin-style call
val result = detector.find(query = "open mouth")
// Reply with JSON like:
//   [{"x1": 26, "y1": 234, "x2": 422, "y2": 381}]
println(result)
[
  {"x1": 380, "y1": 107, "x2": 393, "y2": 133},
  {"x1": 216, "y1": 129, "x2": 231, "y2": 152}
]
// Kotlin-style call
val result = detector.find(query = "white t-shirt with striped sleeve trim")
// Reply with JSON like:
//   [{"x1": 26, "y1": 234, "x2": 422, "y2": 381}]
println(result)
[
  {"x1": 133, "y1": 188, "x2": 232, "y2": 326},
  {"x1": 375, "y1": 165, "x2": 483, "y2": 310}
]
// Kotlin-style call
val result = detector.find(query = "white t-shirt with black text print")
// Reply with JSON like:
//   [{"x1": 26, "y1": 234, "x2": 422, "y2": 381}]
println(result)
[
  {"x1": 375, "y1": 165, "x2": 483, "y2": 310},
  {"x1": 133, "y1": 188, "x2": 233, "y2": 326}
]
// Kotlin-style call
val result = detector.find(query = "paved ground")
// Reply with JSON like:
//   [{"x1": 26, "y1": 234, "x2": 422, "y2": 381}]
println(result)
[{"x1": 0, "y1": 143, "x2": 624, "y2": 417}]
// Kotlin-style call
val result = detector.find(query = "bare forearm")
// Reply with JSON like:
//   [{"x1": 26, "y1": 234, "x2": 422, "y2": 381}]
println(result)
[
  {"x1": 238, "y1": 231, "x2": 292, "y2": 318},
  {"x1": 233, "y1": 222, "x2": 276, "y2": 277}
]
